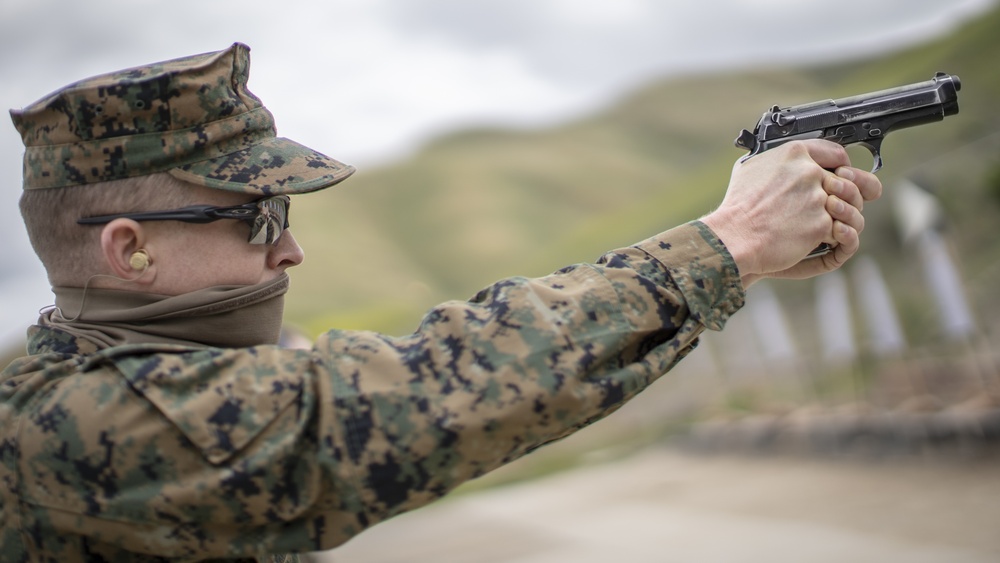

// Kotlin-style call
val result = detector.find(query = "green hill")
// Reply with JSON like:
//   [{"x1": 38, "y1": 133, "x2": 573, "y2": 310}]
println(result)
[{"x1": 286, "y1": 6, "x2": 1000, "y2": 343}]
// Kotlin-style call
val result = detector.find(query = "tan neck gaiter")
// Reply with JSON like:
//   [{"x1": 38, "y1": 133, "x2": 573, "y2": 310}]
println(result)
[{"x1": 39, "y1": 274, "x2": 290, "y2": 349}]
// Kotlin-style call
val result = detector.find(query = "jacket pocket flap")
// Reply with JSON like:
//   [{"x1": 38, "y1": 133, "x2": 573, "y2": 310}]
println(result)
[{"x1": 109, "y1": 347, "x2": 308, "y2": 465}]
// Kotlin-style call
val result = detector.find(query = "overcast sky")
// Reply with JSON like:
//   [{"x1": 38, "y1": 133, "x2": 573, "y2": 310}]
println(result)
[{"x1": 0, "y1": 0, "x2": 995, "y2": 344}]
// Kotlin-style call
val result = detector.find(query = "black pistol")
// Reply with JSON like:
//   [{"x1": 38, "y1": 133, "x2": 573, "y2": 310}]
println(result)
[
  {"x1": 736, "y1": 72, "x2": 961, "y2": 173},
  {"x1": 735, "y1": 72, "x2": 961, "y2": 256}
]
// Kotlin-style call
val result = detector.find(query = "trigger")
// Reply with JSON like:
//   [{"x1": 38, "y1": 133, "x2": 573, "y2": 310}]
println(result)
[{"x1": 870, "y1": 151, "x2": 883, "y2": 174}]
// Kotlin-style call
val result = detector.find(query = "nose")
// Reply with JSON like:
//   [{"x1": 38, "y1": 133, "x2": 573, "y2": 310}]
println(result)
[{"x1": 268, "y1": 229, "x2": 305, "y2": 271}]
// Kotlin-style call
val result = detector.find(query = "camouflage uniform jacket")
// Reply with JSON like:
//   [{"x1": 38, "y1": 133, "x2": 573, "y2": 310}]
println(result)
[{"x1": 0, "y1": 221, "x2": 743, "y2": 561}]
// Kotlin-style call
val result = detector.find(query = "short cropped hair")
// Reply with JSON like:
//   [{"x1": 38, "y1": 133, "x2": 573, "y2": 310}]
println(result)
[{"x1": 19, "y1": 173, "x2": 194, "y2": 285}]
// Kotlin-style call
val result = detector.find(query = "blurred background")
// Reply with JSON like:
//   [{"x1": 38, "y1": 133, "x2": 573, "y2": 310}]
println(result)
[{"x1": 3, "y1": 1, "x2": 1000, "y2": 561}]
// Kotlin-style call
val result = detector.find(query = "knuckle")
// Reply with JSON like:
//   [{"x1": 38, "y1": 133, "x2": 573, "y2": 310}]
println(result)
[{"x1": 784, "y1": 140, "x2": 810, "y2": 159}]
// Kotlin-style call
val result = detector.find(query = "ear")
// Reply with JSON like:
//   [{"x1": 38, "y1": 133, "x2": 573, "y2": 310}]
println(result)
[{"x1": 100, "y1": 219, "x2": 154, "y2": 284}]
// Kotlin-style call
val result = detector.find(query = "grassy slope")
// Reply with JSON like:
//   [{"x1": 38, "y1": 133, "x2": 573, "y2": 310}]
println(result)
[{"x1": 284, "y1": 10, "x2": 1000, "y2": 339}]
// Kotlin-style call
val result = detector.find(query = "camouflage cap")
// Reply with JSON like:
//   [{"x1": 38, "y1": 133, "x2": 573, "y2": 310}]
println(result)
[{"x1": 9, "y1": 42, "x2": 355, "y2": 194}]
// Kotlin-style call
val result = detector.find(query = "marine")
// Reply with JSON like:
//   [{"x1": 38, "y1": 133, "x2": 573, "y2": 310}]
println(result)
[{"x1": 1, "y1": 43, "x2": 880, "y2": 560}]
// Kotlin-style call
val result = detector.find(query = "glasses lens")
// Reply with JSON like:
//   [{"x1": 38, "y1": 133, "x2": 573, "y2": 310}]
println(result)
[{"x1": 248, "y1": 196, "x2": 290, "y2": 245}]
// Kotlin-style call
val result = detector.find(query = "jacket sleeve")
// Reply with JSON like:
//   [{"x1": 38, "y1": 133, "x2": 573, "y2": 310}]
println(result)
[{"x1": 311, "y1": 220, "x2": 744, "y2": 539}]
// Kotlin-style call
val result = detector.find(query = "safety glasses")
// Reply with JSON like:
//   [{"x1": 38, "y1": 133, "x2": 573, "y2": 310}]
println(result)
[{"x1": 77, "y1": 195, "x2": 291, "y2": 245}]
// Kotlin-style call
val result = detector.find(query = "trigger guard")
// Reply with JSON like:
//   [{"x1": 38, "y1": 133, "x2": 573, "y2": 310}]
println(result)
[{"x1": 857, "y1": 140, "x2": 883, "y2": 173}]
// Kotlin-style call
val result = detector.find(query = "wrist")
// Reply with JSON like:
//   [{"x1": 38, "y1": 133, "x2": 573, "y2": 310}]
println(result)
[{"x1": 701, "y1": 208, "x2": 760, "y2": 277}]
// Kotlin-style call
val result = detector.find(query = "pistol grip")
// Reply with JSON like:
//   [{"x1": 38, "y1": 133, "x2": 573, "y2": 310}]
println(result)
[{"x1": 807, "y1": 243, "x2": 832, "y2": 258}]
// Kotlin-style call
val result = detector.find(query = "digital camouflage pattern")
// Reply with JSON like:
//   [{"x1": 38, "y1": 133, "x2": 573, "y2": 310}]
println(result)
[
  {"x1": 9, "y1": 43, "x2": 355, "y2": 194},
  {"x1": 0, "y1": 221, "x2": 743, "y2": 561}
]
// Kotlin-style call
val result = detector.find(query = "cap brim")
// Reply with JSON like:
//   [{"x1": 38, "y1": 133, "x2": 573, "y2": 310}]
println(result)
[{"x1": 167, "y1": 137, "x2": 356, "y2": 195}]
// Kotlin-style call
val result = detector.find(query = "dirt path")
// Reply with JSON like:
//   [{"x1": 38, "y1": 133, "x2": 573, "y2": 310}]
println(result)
[{"x1": 312, "y1": 448, "x2": 1000, "y2": 562}]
